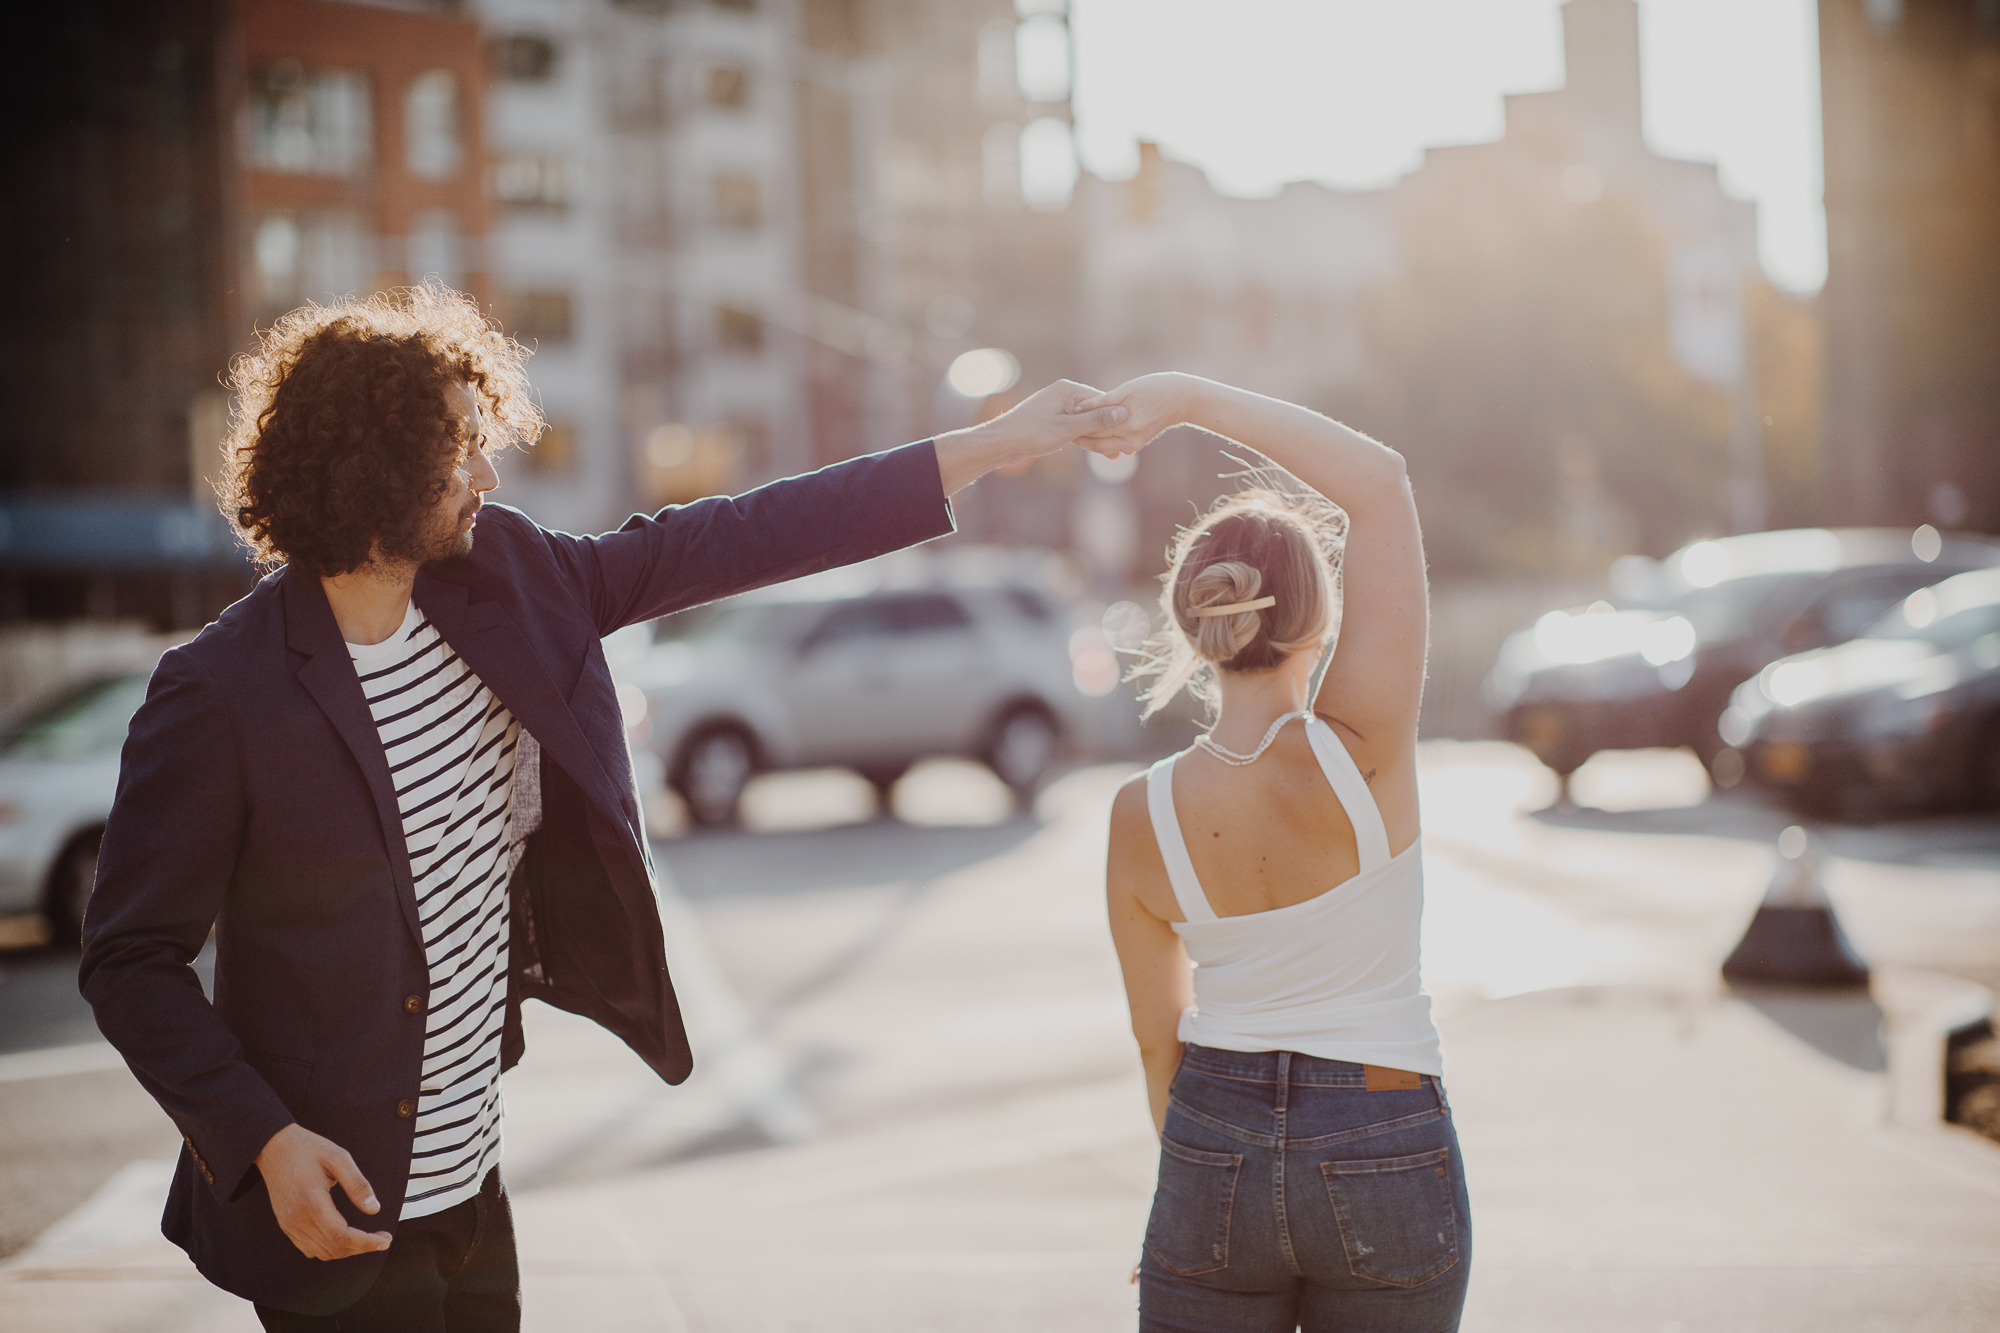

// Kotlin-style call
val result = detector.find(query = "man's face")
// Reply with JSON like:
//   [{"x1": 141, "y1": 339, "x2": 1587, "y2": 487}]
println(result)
[{"x1": 403, "y1": 381, "x2": 499, "y2": 565}]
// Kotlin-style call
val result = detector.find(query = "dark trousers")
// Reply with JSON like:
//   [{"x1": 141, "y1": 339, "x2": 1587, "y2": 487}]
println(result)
[{"x1": 256, "y1": 1169, "x2": 520, "y2": 1333}]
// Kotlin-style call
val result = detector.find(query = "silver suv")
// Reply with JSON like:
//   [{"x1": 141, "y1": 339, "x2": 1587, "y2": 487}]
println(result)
[{"x1": 618, "y1": 553, "x2": 1088, "y2": 826}]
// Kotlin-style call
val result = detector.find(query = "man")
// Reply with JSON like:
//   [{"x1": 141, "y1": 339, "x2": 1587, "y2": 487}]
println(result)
[{"x1": 78, "y1": 285, "x2": 1127, "y2": 1329}]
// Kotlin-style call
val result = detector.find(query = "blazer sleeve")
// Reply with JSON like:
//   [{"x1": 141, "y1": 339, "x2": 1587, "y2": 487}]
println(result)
[
  {"x1": 79, "y1": 648, "x2": 295, "y2": 1202},
  {"x1": 535, "y1": 439, "x2": 956, "y2": 636}
]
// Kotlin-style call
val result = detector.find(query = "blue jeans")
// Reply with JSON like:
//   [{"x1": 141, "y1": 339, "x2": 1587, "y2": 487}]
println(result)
[{"x1": 1139, "y1": 1045, "x2": 1471, "y2": 1332}]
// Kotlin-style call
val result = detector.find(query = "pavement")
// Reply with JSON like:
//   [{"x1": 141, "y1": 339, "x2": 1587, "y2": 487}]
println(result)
[{"x1": 3, "y1": 746, "x2": 2000, "y2": 1331}]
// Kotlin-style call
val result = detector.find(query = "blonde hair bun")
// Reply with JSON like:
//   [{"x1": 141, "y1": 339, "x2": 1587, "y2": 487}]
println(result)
[
  {"x1": 1132, "y1": 484, "x2": 1343, "y2": 720},
  {"x1": 1185, "y1": 562, "x2": 1267, "y2": 663}
]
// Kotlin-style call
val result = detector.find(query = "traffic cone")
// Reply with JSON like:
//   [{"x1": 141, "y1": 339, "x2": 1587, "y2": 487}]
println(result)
[{"x1": 1721, "y1": 826, "x2": 1870, "y2": 987}]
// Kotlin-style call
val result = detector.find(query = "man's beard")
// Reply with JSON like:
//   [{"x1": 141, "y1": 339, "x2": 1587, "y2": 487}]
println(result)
[{"x1": 379, "y1": 496, "x2": 479, "y2": 566}]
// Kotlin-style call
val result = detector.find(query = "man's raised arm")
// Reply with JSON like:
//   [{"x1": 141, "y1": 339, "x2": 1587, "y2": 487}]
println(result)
[{"x1": 541, "y1": 380, "x2": 1127, "y2": 637}]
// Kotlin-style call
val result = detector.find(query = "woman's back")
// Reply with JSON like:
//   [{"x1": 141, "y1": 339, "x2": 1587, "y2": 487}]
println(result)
[
  {"x1": 1129, "y1": 716, "x2": 1404, "y2": 924},
  {"x1": 1134, "y1": 712, "x2": 1440, "y2": 1077}
]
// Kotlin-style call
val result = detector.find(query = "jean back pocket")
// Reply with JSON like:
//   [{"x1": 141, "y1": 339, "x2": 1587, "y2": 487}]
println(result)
[
  {"x1": 1144, "y1": 1135, "x2": 1243, "y2": 1277},
  {"x1": 1320, "y1": 1146, "x2": 1459, "y2": 1288}
]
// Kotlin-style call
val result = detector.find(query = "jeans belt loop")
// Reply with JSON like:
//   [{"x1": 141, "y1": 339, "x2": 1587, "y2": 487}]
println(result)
[{"x1": 1274, "y1": 1050, "x2": 1291, "y2": 1113}]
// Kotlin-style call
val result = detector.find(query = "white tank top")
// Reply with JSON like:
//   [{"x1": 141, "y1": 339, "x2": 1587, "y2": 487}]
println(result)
[{"x1": 1145, "y1": 716, "x2": 1443, "y2": 1076}]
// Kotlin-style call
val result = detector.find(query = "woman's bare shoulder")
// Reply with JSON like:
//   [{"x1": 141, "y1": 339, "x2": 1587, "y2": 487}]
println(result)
[{"x1": 1110, "y1": 769, "x2": 1154, "y2": 839}]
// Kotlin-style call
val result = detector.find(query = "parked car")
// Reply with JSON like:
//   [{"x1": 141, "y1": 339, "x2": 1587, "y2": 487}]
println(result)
[
  {"x1": 0, "y1": 669, "x2": 154, "y2": 944},
  {"x1": 1721, "y1": 568, "x2": 2000, "y2": 817},
  {"x1": 619, "y1": 557, "x2": 1091, "y2": 826},
  {"x1": 1484, "y1": 528, "x2": 2000, "y2": 780}
]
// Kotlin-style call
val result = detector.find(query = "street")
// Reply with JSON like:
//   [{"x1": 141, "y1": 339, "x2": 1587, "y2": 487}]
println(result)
[{"x1": 3, "y1": 743, "x2": 2000, "y2": 1330}]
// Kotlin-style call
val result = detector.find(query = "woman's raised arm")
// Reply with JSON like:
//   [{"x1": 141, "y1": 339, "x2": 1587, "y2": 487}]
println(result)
[{"x1": 1079, "y1": 374, "x2": 1429, "y2": 750}]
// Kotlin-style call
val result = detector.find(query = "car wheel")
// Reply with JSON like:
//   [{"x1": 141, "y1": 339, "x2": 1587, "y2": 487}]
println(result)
[
  {"x1": 47, "y1": 829, "x2": 103, "y2": 948},
  {"x1": 674, "y1": 728, "x2": 755, "y2": 828},
  {"x1": 986, "y1": 705, "x2": 1059, "y2": 799}
]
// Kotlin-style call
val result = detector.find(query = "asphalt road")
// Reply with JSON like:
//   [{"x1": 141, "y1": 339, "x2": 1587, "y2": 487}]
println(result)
[{"x1": 3, "y1": 745, "x2": 1998, "y2": 1266}]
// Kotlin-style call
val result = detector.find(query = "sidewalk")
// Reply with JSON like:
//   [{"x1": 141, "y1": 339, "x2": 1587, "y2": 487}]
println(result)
[
  {"x1": 6, "y1": 976, "x2": 1998, "y2": 1332},
  {"x1": 6, "y1": 753, "x2": 1999, "y2": 1331}
]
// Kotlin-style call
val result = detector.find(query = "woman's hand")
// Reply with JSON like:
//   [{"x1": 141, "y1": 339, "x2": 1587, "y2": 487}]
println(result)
[
  {"x1": 1074, "y1": 373, "x2": 1209, "y2": 457},
  {"x1": 933, "y1": 379, "x2": 1129, "y2": 493}
]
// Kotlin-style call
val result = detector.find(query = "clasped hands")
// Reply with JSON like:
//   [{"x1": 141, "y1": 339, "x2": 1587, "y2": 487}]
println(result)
[{"x1": 974, "y1": 372, "x2": 1204, "y2": 468}]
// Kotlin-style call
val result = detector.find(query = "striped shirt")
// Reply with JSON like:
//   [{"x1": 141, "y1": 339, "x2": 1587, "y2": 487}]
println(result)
[{"x1": 347, "y1": 600, "x2": 520, "y2": 1220}]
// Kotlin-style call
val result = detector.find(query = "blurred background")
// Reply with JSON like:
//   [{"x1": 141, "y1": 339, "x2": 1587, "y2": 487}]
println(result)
[{"x1": 3, "y1": 2, "x2": 2000, "y2": 1329}]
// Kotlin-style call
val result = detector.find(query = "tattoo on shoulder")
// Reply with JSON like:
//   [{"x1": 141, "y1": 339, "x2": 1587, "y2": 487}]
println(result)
[{"x1": 1363, "y1": 768, "x2": 1377, "y2": 785}]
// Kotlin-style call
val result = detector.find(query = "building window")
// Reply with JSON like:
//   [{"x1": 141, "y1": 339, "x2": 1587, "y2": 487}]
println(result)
[
  {"x1": 706, "y1": 64, "x2": 749, "y2": 108},
  {"x1": 405, "y1": 71, "x2": 463, "y2": 180},
  {"x1": 711, "y1": 174, "x2": 760, "y2": 229},
  {"x1": 614, "y1": 148, "x2": 674, "y2": 246},
  {"x1": 491, "y1": 35, "x2": 557, "y2": 82},
  {"x1": 253, "y1": 210, "x2": 369, "y2": 321},
  {"x1": 490, "y1": 156, "x2": 574, "y2": 210},
  {"x1": 526, "y1": 422, "x2": 578, "y2": 474},
  {"x1": 716, "y1": 305, "x2": 763, "y2": 352},
  {"x1": 610, "y1": 56, "x2": 670, "y2": 132},
  {"x1": 506, "y1": 290, "x2": 574, "y2": 344},
  {"x1": 246, "y1": 63, "x2": 371, "y2": 176}
]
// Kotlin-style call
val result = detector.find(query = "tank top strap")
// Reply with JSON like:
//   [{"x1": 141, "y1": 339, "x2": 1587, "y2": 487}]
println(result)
[
  {"x1": 1303, "y1": 716, "x2": 1393, "y2": 874},
  {"x1": 1144, "y1": 755, "x2": 1216, "y2": 923}
]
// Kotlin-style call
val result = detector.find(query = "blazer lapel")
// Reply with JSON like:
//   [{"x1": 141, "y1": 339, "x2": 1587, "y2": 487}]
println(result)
[
  {"x1": 280, "y1": 572, "x2": 426, "y2": 949},
  {"x1": 413, "y1": 570, "x2": 619, "y2": 823}
]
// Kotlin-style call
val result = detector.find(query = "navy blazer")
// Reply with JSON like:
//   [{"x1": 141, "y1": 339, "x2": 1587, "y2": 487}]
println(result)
[{"x1": 79, "y1": 442, "x2": 953, "y2": 1314}]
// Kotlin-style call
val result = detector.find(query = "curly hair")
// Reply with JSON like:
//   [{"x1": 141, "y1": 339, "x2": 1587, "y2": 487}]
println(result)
[
  {"x1": 219, "y1": 283, "x2": 543, "y2": 576},
  {"x1": 1133, "y1": 485, "x2": 1345, "y2": 720}
]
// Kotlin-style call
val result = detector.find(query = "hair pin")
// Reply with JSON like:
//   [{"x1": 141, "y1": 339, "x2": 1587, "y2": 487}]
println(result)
[{"x1": 1191, "y1": 596, "x2": 1276, "y2": 617}]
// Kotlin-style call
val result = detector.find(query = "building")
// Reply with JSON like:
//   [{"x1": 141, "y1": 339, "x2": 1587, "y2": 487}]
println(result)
[
  {"x1": 472, "y1": 0, "x2": 1080, "y2": 540},
  {"x1": 1818, "y1": 0, "x2": 2000, "y2": 532},
  {"x1": 1, "y1": 0, "x2": 1091, "y2": 627},
  {"x1": 0, "y1": 0, "x2": 494, "y2": 627},
  {"x1": 1077, "y1": 146, "x2": 1396, "y2": 410},
  {"x1": 1068, "y1": 0, "x2": 1790, "y2": 576}
]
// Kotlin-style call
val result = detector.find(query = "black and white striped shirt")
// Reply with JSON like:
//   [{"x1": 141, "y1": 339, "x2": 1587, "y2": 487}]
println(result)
[{"x1": 347, "y1": 601, "x2": 520, "y2": 1220}]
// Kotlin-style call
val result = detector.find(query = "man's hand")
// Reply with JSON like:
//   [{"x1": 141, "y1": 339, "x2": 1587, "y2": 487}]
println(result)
[
  {"x1": 255, "y1": 1123, "x2": 393, "y2": 1261},
  {"x1": 1072, "y1": 372, "x2": 1208, "y2": 460},
  {"x1": 933, "y1": 379, "x2": 1128, "y2": 494}
]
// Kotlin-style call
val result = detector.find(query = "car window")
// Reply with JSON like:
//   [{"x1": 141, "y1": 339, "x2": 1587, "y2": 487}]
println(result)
[
  {"x1": 882, "y1": 593, "x2": 973, "y2": 634},
  {"x1": 1868, "y1": 599, "x2": 2000, "y2": 651},
  {"x1": 1666, "y1": 573, "x2": 1814, "y2": 642},
  {"x1": 0, "y1": 672, "x2": 152, "y2": 762},
  {"x1": 653, "y1": 603, "x2": 767, "y2": 644},
  {"x1": 1004, "y1": 587, "x2": 1054, "y2": 623},
  {"x1": 801, "y1": 593, "x2": 973, "y2": 652},
  {"x1": 801, "y1": 600, "x2": 891, "y2": 651},
  {"x1": 1786, "y1": 571, "x2": 1948, "y2": 651}
]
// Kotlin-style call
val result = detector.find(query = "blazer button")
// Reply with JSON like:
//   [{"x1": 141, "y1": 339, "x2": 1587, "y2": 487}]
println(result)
[
  {"x1": 403, "y1": 994, "x2": 423, "y2": 1015},
  {"x1": 396, "y1": 1099, "x2": 417, "y2": 1119}
]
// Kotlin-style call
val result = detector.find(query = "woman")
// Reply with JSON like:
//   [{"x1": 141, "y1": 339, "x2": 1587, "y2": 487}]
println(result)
[{"x1": 1084, "y1": 373, "x2": 1467, "y2": 1332}]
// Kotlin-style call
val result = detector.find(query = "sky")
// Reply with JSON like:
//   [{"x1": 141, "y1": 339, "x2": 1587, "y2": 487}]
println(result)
[{"x1": 1067, "y1": 0, "x2": 1827, "y2": 294}]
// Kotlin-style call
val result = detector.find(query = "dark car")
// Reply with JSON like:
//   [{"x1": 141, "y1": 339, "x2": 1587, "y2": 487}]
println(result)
[
  {"x1": 1484, "y1": 528, "x2": 2000, "y2": 781},
  {"x1": 1722, "y1": 568, "x2": 2000, "y2": 818}
]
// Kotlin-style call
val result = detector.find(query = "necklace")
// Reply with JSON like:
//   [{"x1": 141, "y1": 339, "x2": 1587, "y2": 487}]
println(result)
[{"x1": 1195, "y1": 709, "x2": 1311, "y2": 766}]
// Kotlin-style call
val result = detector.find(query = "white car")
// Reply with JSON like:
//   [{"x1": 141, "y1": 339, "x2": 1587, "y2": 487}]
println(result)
[
  {"x1": 618, "y1": 556, "x2": 1091, "y2": 825},
  {"x1": 0, "y1": 670, "x2": 154, "y2": 944}
]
